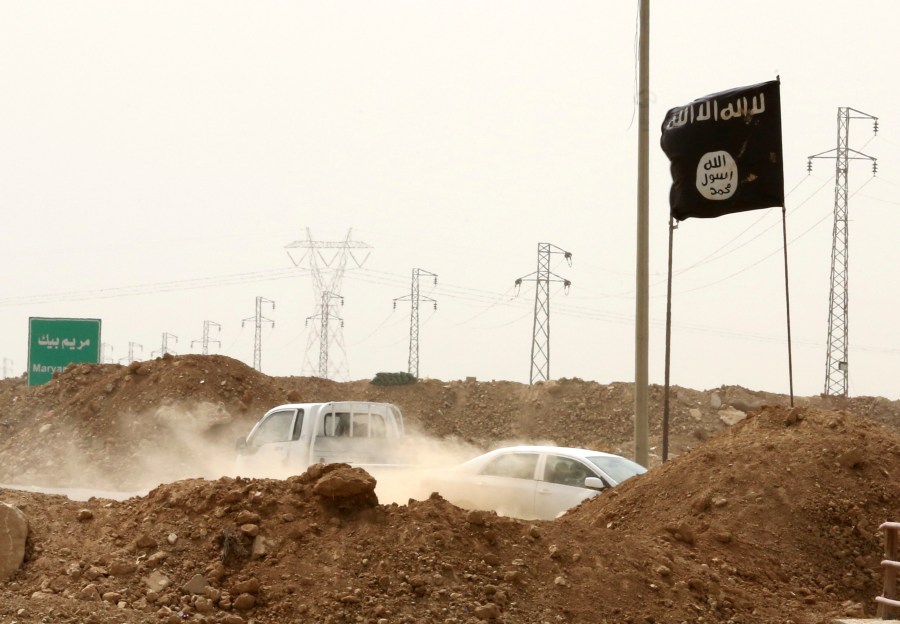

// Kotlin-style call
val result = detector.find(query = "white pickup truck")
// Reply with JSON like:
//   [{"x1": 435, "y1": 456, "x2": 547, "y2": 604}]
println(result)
[{"x1": 234, "y1": 401, "x2": 409, "y2": 478}]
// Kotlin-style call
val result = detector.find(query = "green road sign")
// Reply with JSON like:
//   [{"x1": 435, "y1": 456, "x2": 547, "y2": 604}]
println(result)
[{"x1": 28, "y1": 317, "x2": 101, "y2": 386}]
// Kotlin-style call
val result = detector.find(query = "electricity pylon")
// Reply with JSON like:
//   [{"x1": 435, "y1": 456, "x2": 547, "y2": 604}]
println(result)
[
  {"x1": 242, "y1": 297, "x2": 275, "y2": 372},
  {"x1": 1, "y1": 358, "x2": 13, "y2": 378},
  {"x1": 152, "y1": 332, "x2": 178, "y2": 358},
  {"x1": 120, "y1": 342, "x2": 142, "y2": 364},
  {"x1": 808, "y1": 107, "x2": 878, "y2": 397},
  {"x1": 192, "y1": 320, "x2": 222, "y2": 355},
  {"x1": 515, "y1": 243, "x2": 572, "y2": 384},
  {"x1": 393, "y1": 268, "x2": 437, "y2": 378},
  {"x1": 285, "y1": 228, "x2": 372, "y2": 379},
  {"x1": 305, "y1": 291, "x2": 344, "y2": 379}
]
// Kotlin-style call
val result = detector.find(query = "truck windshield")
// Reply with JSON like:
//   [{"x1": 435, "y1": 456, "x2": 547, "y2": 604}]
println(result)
[{"x1": 251, "y1": 410, "x2": 295, "y2": 446}]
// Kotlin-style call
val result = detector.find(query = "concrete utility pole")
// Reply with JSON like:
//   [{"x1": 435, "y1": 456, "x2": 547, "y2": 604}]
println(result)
[
  {"x1": 192, "y1": 320, "x2": 221, "y2": 355},
  {"x1": 634, "y1": 0, "x2": 650, "y2": 468},
  {"x1": 285, "y1": 228, "x2": 372, "y2": 380},
  {"x1": 242, "y1": 297, "x2": 275, "y2": 372},
  {"x1": 305, "y1": 291, "x2": 343, "y2": 379},
  {"x1": 1, "y1": 358, "x2": 13, "y2": 378},
  {"x1": 151, "y1": 332, "x2": 178, "y2": 358},
  {"x1": 808, "y1": 107, "x2": 878, "y2": 397},
  {"x1": 515, "y1": 243, "x2": 572, "y2": 385},
  {"x1": 393, "y1": 268, "x2": 438, "y2": 379}
]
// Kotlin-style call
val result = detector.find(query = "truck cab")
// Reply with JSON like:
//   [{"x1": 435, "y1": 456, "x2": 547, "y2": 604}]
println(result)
[{"x1": 234, "y1": 401, "x2": 406, "y2": 478}]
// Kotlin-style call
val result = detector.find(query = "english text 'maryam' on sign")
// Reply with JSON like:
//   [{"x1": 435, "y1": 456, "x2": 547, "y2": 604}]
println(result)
[
  {"x1": 28, "y1": 317, "x2": 101, "y2": 386},
  {"x1": 660, "y1": 79, "x2": 785, "y2": 220}
]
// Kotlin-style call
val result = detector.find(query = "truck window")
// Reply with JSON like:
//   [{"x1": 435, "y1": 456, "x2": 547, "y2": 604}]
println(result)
[
  {"x1": 370, "y1": 414, "x2": 386, "y2": 437},
  {"x1": 324, "y1": 412, "x2": 352, "y2": 437},
  {"x1": 352, "y1": 412, "x2": 369, "y2": 437},
  {"x1": 250, "y1": 410, "x2": 295, "y2": 446},
  {"x1": 291, "y1": 409, "x2": 305, "y2": 440}
]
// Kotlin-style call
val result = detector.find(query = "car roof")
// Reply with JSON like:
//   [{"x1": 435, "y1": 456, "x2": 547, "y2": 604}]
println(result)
[{"x1": 480, "y1": 445, "x2": 622, "y2": 460}]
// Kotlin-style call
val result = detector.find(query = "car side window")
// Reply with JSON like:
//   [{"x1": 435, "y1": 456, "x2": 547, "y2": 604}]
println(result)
[
  {"x1": 291, "y1": 409, "x2": 304, "y2": 440},
  {"x1": 480, "y1": 453, "x2": 539, "y2": 480},
  {"x1": 545, "y1": 456, "x2": 594, "y2": 487},
  {"x1": 250, "y1": 410, "x2": 295, "y2": 446}
]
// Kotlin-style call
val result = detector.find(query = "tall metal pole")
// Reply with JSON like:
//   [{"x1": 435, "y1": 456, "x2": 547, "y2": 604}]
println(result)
[
  {"x1": 634, "y1": 0, "x2": 650, "y2": 467},
  {"x1": 242, "y1": 297, "x2": 275, "y2": 372},
  {"x1": 159, "y1": 332, "x2": 177, "y2": 357},
  {"x1": 306, "y1": 291, "x2": 342, "y2": 379},
  {"x1": 127, "y1": 342, "x2": 142, "y2": 364},
  {"x1": 808, "y1": 108, "x2": 877, "y2": 397},
  {"x1": 394, "y1": 268, "x2": 437, "y2": 379},
  {"x1": 531, "y1": 243, "x2": 553, "y2": 383},
  {"x1": 192, "y1": 321, "x2": 221, "y2": 355},
  {"x1": 515, "y1": 243, "x2": 572, "y2": 384}
]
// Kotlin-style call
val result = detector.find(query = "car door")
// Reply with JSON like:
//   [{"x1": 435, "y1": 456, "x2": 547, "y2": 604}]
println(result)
[
  {"x1": 469, "y1": 451, "x2": 540, "y2": 519},
  {"x1": 237, "y1": 408, "x2": 302, "y2": 477},
  {"x1": 534, "y1": 454, "x2": 605, "y2": 520}
]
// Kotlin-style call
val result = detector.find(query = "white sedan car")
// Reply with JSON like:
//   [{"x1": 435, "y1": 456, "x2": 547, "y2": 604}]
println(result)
[{"x1": 424, "y1": 445, "x2": 646, "y2": 520}]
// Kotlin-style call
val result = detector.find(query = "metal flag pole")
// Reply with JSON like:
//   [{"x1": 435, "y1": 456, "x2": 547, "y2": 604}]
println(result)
[
  {"x1": 781, "y1": 206, "x2": 795, "y2": 406},
  {"x1": 662, "y1": 215, "x2": 675, "y2": 461}
]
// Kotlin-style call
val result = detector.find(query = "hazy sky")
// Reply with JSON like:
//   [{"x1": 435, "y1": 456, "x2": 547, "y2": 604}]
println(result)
[{"x1": 2, "y1": 1, "x2": 898, "y2": 400}]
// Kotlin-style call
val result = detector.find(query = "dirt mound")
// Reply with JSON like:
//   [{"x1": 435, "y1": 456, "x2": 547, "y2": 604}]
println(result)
[
  {"x1": 0, "y1": 355, "x2": 293, "y2": 490},
  {"x1": 1, "y1": 354, "x2": 899, "y2": 491},
  {"x1": 1, "y1": 405, "x2": 898, "y2": 623},
  {"x1": 2, "y1": 355, "x2": 900, "y2": 622},
  {"x1": 549, "y1": 405, "x2": 900, "y2": 622}
]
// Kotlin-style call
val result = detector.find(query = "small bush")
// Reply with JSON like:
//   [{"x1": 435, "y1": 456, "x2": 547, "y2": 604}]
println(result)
[{"x1": 370, "y1": 372, "x2": 417, "y2": 386}]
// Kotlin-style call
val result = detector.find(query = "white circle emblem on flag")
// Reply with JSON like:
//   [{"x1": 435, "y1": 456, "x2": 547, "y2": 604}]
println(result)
[{"x1": 696, "y1": 150, "x2": 738, "y2": 201}]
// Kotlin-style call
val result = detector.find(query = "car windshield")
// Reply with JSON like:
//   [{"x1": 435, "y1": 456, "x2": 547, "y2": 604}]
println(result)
[{"x1": 586, "y1": 455, "x2": 647, "y2": 484}]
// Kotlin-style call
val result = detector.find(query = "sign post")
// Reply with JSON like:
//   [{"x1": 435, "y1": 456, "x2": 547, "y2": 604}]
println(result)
[{"x1": 27, "y1": 317, "x2": 102, "y2": 386}]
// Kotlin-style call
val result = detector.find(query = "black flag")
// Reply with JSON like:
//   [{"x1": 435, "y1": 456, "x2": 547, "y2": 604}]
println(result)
[{"x1": 660, "y1": 79, "x2": 784, "y2": 220}]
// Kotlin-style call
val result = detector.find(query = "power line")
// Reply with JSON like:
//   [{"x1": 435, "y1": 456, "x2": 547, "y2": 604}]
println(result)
[{"x1": 0, "y1": 267, "x2": 305, "y2": 307}]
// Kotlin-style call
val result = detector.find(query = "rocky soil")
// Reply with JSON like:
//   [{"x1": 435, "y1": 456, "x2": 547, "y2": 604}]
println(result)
[{"x1": 0, "y1": 354, "x2": 899, "y2": 623}]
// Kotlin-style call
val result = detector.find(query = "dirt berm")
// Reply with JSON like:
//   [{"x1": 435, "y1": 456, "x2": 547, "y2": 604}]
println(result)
[{"x1": 0, "y1": 354, "x2": 898, "y2": 623}]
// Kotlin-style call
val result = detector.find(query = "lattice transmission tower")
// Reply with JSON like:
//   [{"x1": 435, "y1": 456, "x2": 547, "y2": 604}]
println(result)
[
  {"x1": 394, "y1": 268, "x2": 437, "y2": 379},
  {"x1": 152, "y1": 332, "x2": 178, "y2": 358},
  {"x1": 242, "y1": 297, "x2": 275, "y2": 372},
  {"x1": 285, "y1": 228, "x2": 372, "y2": 380},
  {"x1": 120, "y1": 342, "x2": 142, "y2": 364},
  {"x1": 808, "y1": 107, "x2": 878, "y2": 397},
  {"x1": 192, "y1": 320, "x2": 221, "y2": 355},
  {"x1": 305, "y1": 291, "x2": 344, "y2": 379},
  {"x1": 515, "y1": 243, "x2": 572, "y2": 384}
]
